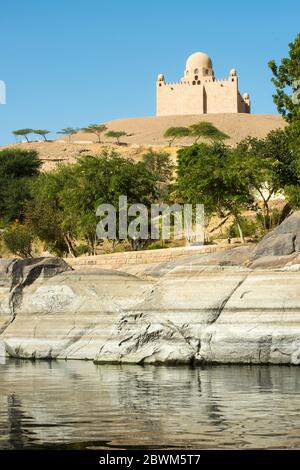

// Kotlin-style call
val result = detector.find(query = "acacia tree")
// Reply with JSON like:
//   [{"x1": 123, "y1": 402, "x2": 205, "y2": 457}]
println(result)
[
  {"x1": 164, "y1": 127, "x2": 190, "y2": 146},
  {"x1": 268, "y1": 33, "x2": 300, "y2": 211},
  {"x1": 176, "y1": 142, "x2": 252, "y2": 243},
  {"x1": 268, "y1": 33, "x2": 300, "y2": 123},
  {"x1": 106, "y1": 130, "x2": 127, "y2": 145},
  {"x1": 12, "y1": 128, "x2": 33, "y2": 143},
  {"x1": 0, "y1": 148, "x2": 41, "y2": 226},
  {"x1": 142, "y1": 149, "x2": 174, "y2": 201},
  {"x1": 189, "y1": 122, "x2": 229, "y2": 143},
  {"x1": 57, "y1": 127, "x2": 79, "y2": 142},
  {"x1": 26, "y1": 150, "x2": 157, "y2": 255},
  {"x1": 81, "y1": 124, "x2": 107, "y2": 143},
  {"x1": 33, "y1": 129, "x2": 51, "y2": 141}
]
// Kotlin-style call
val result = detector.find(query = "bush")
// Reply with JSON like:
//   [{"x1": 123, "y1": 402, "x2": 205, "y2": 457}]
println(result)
[
  {"x1": 147, "y1": 241, "x2": 167, "y2": 250},
  {"x1": 227, "y1": 218, "x2": 258, "y2": 239},
  {"x1": 75, "y1": 244, "x2": 91, "y2": 256},
  {"x1": 3, "y1": 224, "x2": 34, "y2": 258}
]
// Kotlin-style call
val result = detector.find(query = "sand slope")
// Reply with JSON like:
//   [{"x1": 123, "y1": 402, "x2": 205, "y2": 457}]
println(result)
[
  {"x1": 1, "y1": 114, "x2": 285, "y2": 171},
  {"x1": 75, "y1": 113, "x2": 285, "y2": 146}
]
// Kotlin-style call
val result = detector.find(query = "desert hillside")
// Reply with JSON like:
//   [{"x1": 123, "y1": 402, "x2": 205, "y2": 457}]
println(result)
[
  {"x1": 75, "y1": 113, "x2": 286, "y2": 146},
  {"x1": 1, "y1": 113, "x2": 285, "y2": 171}
]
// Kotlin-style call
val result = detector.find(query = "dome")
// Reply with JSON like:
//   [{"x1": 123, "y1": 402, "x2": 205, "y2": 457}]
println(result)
[
  {"x1": 230, "y1": 68, "x2": 237, "y2": 76},
  {"x1": 243, "y1": 92, "x2": 250, "y2": 100},
  {"x1": 157, "y1": 73, "x2": 164, "y2": 82},
  {"x1": 186, "y1": 52, "x2": 213, "y2": 71}
]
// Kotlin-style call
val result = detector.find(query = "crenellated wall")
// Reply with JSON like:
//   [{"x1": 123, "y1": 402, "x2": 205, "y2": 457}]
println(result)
[
  {"x1": 156, "y1": 75, "x2": 249, "y2": 116},
  {"x1": 156, "y1": 52, "x2": 251, "y2": 116}
]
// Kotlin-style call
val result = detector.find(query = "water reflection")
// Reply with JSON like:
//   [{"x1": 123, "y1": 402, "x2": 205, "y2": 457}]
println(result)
[{"x1": 0, "y1": 359, "x2": 299, "y2": 449}]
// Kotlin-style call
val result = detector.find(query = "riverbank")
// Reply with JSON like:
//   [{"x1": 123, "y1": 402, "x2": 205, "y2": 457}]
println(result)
[{"x1": 0, "y1": 212, "x2": 300, "y2": 365}]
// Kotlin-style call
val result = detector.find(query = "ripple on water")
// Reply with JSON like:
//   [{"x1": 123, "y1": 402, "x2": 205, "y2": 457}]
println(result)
[{"x1": 0, "y1": 359, "x2": 300, "y2": 449}]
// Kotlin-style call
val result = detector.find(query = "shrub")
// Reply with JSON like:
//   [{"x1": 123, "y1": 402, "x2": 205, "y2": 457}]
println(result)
[
  {"x1": 227, "y1": 218, "x2": 258, "y2": 239},
  {"x1": 3, "y1": 224, "x2": 34, "y2": 258}
]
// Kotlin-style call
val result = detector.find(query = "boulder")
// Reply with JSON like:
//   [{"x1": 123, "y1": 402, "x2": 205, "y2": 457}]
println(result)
[{"x1": 251, "y1": 211, "x2": 300, "y2": 260}]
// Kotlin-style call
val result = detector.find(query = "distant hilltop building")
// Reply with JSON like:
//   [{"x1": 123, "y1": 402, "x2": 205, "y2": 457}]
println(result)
[{"x1": 156, "y1": 51, "x2": 250, "y2": 116}]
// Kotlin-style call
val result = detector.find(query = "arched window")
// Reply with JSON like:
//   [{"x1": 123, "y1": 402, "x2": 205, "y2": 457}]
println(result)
[{"x1": 194, "y1": 68, "x2": 199, "y2": 74}]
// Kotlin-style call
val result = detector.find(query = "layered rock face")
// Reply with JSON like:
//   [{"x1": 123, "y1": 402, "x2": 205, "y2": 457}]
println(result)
[{"x1": 1, "y1": 213, "x2": 300, "y2": 365}]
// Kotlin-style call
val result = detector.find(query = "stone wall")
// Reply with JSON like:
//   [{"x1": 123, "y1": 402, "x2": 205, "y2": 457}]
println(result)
[
  {"x1": 156, "y1": 76, "x2": 249, "y2": 116},
  {"x1": 66, "y1": 245, "x2": 232, "y2": 270}
]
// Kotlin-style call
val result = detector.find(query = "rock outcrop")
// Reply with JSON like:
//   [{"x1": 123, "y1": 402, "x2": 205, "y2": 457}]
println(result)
[
  {"x1": 250, "y1": 211, "x2": 300, "y2": 262},
  {"x1": 1, "y1": 213, "x2": 300, "y2": 365}
]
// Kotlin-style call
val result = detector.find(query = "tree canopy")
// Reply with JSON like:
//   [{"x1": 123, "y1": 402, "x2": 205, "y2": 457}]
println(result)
[
  {"x1": 81, "y1": 124, "x2": 107, "y2": 143},
  {"x1": 106, "y1": 130, "x2": 127, "y2": 145},
  {"x1": 12, "y1": 128, "x2": 33, "y2": 142},
  {"x1": 164, "y1": 127, "x2": 190, "y2": 146},
  {"x1": 268, "y1": 33, "x2": 300, "y2": 124},
  {"x1": 189, "y1": 122, "x2": 229, "y2": 143}
]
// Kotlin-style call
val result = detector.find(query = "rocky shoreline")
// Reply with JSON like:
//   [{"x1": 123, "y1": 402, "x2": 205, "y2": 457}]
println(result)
[{"x1": 1, "y1": 212, "x2": 300, "y2": 365}]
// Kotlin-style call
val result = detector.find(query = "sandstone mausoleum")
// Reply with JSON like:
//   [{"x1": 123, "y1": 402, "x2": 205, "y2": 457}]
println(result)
[{"x1": 156, "y1": 51, "x2": 250, "y2": 116}]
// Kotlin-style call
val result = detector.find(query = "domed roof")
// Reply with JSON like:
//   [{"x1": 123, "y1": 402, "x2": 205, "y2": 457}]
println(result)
[{"x1": 186, "y1": 52, "x2": 213, "y2": 71}]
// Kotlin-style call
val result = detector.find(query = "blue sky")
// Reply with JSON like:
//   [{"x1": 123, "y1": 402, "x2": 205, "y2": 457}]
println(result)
[{"x1": 0, "y1": 0, "x2": 299, "y2": 145}]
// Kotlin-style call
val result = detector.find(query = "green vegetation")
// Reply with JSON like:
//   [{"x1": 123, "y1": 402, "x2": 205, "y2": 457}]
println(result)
[
  {"x1": 0, "y1": 148, "x2": 41, "y2": 227},
  {"x1": 142, "y1": 149, "x2": 174, "y2": 201},
  {"x1": 32, "y1": 129, "x2": 51, "y2": 141},
  {"x1": 268, "y1": 33, "x2": 300, "y2": 124},
  {"x1": 2, "y1": 33, "x2": 300, "y2": 257},
  {"x1": 3, "y1": 224, "x2": 34, "y2": 258},
  {"x1": 81, "y1": 124, "x2": 107, "y2": 143},
  {"x1": 57, "y1": 127, "x2": 79, "y2": 141},
  {"x1": 106, "y1": 130, "x2": 127, "y2": 145},
  {"x1": 12, "y1": 128, "x2": 33, "y2": 142},
  {"x1": 189, "y1": 122, "x2": 229, "y2": 143},
  {"x1": 176, "y1": 142, "x2": 251, "y2": 242},
  {"x1": 164, "y1": 122, "x2": 229, "y2": 145},
  {"x1": 24, "y1": 150, "x2": 158, "y2": 256},
  {"x1": 164, "y1": 127, "x2": 190, "y2": 146}
]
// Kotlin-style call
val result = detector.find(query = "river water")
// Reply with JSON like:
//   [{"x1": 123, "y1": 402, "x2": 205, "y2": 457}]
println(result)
[{"x1": 0, "y1": 358, "x2": 299, "y2": 450}]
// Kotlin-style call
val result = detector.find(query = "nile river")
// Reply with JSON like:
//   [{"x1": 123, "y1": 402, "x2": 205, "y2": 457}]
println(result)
[{"x1": 0, "y1": 359, "x2": 299, "y2": 449}]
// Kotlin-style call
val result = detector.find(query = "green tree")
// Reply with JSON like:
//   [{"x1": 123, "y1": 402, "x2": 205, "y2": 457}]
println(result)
[
  {"x1": 0, "y1": 149, "x2": 41, "y2": 226},
  {"x1": 189, "y1": 122, "x2": 229, "y2": 144},
  {"x1": 106, "y1": 130, "x2": 127, "y2": 145},
  {"x1": 81, "y1": 124, "x2": 107, "y2": 143},
  {"x1": 12, "y1": 128, "x2": 33, "y2": 143},
  {"x1": 57, "y1": 127, "x2": 79, "y2": 142},
  {"x1": 3, "y1": 224, "x2": 34, "y2": 258},
  {"x1": 142, "y1": 149, "x2": 174, "y2": 201},
  {"x1": 234, "y1": 129, "x2": 300, "y2": 226},
  {"x1": 268, "y1": 33, "x2": 300, "y2": 123},
  {"x1": 26, "y1": 150, "x2": 157, "y2": 254},
  {"x1": 33, "y1": 129, "x2": 51, "y2": 141},
  {"x1": 176, "y1": 143, "x2": 252, "y2": 243},
  {"x1": 164, "y1": 127, "x2": 190, "y2": 146},
  {"x1": 26, "y1": 170, "x2": 76, "y2": 257}
]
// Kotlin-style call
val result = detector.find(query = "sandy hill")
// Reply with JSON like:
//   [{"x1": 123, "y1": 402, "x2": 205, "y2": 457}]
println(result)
[
  {"x1": 74, "y1": 113, "x2": 285, "y2": 146},
  {"x1": 1, "y1": 114, "x2": 285, "y2": 171}
]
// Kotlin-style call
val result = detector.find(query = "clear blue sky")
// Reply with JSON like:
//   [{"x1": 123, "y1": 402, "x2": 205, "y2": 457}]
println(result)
[{"x1": 0, "y1": 0, "x2": 299, "y2": 145}]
